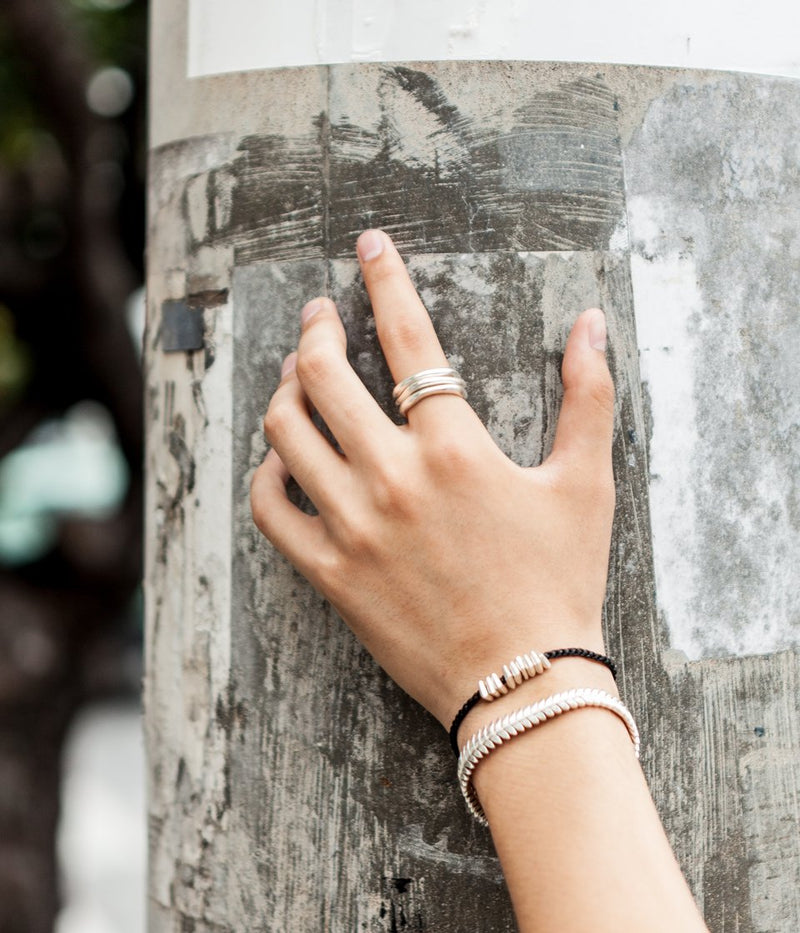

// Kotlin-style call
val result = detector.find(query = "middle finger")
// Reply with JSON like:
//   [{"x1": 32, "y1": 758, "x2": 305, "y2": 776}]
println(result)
[{"x1": 355, "y1": 230, "x2": 476, "y2": 431}]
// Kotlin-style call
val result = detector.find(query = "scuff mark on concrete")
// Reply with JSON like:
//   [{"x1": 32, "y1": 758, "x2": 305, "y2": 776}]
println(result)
[{"x1": 396, "y1": 824, "x2": 503, "y2": 883}]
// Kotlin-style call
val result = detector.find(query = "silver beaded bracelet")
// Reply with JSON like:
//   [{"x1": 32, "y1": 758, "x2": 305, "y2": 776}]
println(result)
[
  {"x1": 457, "y1": 688, "x2": 641, "y2": 825},
  {"x1": 478, "y1": 648, "x2": 552, "y2": 700}
]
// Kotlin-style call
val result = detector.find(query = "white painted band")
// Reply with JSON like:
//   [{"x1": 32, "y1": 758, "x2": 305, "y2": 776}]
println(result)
[{"x1": 188, "y1": 0, "x2": 800, "y2": 79}]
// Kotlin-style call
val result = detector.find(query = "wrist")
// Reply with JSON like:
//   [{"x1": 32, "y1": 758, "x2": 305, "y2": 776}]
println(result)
[{"x1": 425, "y1": 619, "x2": 609, "y2": 732}]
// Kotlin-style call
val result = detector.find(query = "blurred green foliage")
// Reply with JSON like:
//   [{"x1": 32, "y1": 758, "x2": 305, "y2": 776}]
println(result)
[
  {"x1": 0, "y1": 304, "x2": 31, "y2": 403},
  {"x1": 70, "y1": 0, "x2": 147, "y2": 65},
  {"x1": 0, "y1": 28, "x2": 38, "y2": 168}
]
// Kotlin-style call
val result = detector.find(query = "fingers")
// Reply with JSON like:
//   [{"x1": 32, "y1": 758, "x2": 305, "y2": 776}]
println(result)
[
  {"x1": 547, "y1": 308, "x2": 615, "y2": 479},
  {"x1": 295, "y1": 297, "x2": 393, "y2": 461},
  {"x1": 356, "y1": 230, "x2": 474, "y2": 428},
  {"x1": 262, "y1": 354, "x2": 349, "y2": 509},
  {"x1": 250, "y1": 448, "x2": 329, "y2": 579}
]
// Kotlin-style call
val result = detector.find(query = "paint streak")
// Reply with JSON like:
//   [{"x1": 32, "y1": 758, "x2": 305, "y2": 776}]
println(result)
[{"x1": 169, "y1": 67, "x2": 626, "y2": 265}]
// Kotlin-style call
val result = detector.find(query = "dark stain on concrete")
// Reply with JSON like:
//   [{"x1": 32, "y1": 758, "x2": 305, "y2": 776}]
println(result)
[
  {"x1": 215, "y1": 684, "x2": 248, "y2": 738},
  {"x1": 379, "y1": 877, "x2": 425, "y2": 932},
  {"x1": 187, "y1": 288, "x2": 228, "y2": 309},
  {"x1": 167, "y1": 414, "x2": 196, "y2": 498},
  {"x1": 225, "y1": 131, "x2": 325, "y2": 263}
]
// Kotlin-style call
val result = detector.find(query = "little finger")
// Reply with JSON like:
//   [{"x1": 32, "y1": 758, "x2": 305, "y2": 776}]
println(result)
[{"x1": 250, "y1": 448, "x2": 331, "y2": 580}]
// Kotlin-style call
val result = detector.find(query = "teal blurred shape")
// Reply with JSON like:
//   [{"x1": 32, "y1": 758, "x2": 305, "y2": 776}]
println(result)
[{"x1": 0, "y1": 403, "x2": 129, "y2": 565}]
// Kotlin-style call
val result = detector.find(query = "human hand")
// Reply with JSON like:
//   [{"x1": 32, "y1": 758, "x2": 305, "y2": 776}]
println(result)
[{"x1": 251, "y1": 230, "x2": 616, "y2": 732}]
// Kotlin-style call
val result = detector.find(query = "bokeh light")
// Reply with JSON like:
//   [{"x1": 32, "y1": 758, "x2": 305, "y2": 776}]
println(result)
[{"x1": 86, "y1": 66, "x2": 134, "y2": 117}]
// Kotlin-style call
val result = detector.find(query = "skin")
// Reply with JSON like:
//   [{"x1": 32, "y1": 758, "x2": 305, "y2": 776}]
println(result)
[{"x1": 251, "y1": 229, "x2": 709, "y2": 932}]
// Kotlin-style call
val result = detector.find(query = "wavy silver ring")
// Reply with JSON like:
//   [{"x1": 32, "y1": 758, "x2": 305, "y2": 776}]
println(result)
[
  {"x1": 394, "y1": 373, "x2": 466, "y2": 407},
  {"x1": 392, "y1": 367, "x2": 460, "y2": 399},
  {"x1": 395, "y1": 378, "x2": 466, "y2": 412},
  {"x1": 393, "y1": 368, "x2": 467, "y2": 417}
]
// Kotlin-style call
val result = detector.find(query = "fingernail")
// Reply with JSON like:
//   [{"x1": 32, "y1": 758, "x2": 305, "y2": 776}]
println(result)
[
  {"x1": 281, "y1": 352, "x2": 296, "y2": 377},
  {"x1": 357, "y1": 229, "x2": 384, "y2": 262},
  {"x1": 301, "y1": 299, "x2": 324, "y2": 325},
  {"x1": 588, "y1": 308, "x2": 607, "y2": 351}
]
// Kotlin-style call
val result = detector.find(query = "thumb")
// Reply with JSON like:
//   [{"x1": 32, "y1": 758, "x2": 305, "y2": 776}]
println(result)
[{"x1": 547, "y1": 308, "x2": 615, "y2": 473}]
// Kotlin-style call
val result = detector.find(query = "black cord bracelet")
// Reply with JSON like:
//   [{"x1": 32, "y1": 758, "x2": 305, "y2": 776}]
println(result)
[{"x1": 448, "y1": 648, "x2": 618, "y2": 756}]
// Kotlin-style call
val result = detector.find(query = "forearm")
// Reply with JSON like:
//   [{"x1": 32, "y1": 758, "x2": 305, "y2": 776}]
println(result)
[{"x1": 460, "y1": 662, "x2": 708, "y2": 932}]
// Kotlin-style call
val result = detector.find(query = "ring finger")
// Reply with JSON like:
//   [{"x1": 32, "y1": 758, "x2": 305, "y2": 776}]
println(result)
[
  {"x1": 262, "y1": 353, "x2": 349, "y2": 510},
  {"x1": 295, "y1": 297, "x2": 395, "y2": 463}
]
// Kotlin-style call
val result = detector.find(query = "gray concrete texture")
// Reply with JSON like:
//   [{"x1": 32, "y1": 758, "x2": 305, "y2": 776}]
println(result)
[{"x1": 146, "y1": 54, "x2": 800, "y2": 932}]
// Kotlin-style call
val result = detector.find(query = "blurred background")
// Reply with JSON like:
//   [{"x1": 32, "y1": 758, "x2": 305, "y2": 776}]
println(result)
[{"x1": 0, "y1": 1, "x2": 147, "y2": 931}]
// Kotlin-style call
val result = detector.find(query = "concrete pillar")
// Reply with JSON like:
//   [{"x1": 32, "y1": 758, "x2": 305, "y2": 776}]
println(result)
[{"x1": 146, "y1": 2, "x2": 800, "y2": 929}]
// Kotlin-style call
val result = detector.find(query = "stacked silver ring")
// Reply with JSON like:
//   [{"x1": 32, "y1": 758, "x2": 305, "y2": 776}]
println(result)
[{"x1": 393, "y1": 367, "x2": 467, "y2": 416}]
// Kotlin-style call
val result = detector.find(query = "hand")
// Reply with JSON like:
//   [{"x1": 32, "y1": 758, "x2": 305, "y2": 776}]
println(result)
[{"x1": 251, "y1": 229, "x2": 616, "y2": 731}]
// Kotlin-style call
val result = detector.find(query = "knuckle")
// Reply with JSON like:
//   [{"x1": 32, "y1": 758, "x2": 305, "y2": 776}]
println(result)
[
  {"x1": 343, "y1": 517, "x2": 375, "y2": 556},
  {"x1": 424, "y1": 434, "x2": 482, "y2": 478},
  {"x1": 262, "y1": 398, "x2": 290, "y2": 441},
  {"x1": 296, "y1": 342, "x2": 335, "y2": 386},
  {"x1": 249, "y1": 467, "x2": 274, "y2": 533},
  {"x1": 328, "y1": 511, "x2": 376, "y2": 569},
  {"x1": 370, "y1": 464, "x2": 413, "y2": 517},
  {"x1": 251, "y1": 499, "x2": 271, "y2": 538},
  {"x1": 311, "y1": 545, "x2": 347, "y2": 593},
  {"x1": 249, "y1": 470, "x2": 262, "y2": 517},
  {"x1": 382, "y1": 312, "x2": 426, "y2": 355}
]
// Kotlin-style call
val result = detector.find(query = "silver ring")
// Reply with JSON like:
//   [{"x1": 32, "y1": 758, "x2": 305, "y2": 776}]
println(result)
[
  {"x1": 392, "y1": 367, "x2": 461, "y2": 400},
  {"x1": 393, "y1": 368, "x2": 467, "y2": 416},
  {"x1": 394, "y1": 373, "x2": 466, "y2": 408}
]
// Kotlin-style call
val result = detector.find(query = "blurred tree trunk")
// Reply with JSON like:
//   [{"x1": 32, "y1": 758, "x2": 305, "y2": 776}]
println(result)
[{"x1": 146, "y1": 4, "x2": 800, "y2": 931}]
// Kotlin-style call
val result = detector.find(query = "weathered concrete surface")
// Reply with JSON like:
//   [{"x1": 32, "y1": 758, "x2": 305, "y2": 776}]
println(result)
[
  {"x1": 146, "y1": 40, "x2": 800, "y2": 933},
  {"x1": 625, "y1": 76, "x2": 800, "y2": 659}
]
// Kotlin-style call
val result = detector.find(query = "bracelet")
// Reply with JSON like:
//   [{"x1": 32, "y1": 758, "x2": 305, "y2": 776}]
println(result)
[
  {"x1": 457, "y1": 688, "x2": 640, "y2": 825},
  {"x1": 448, "y1": 648, "x2": 617, "y2": 756}
]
